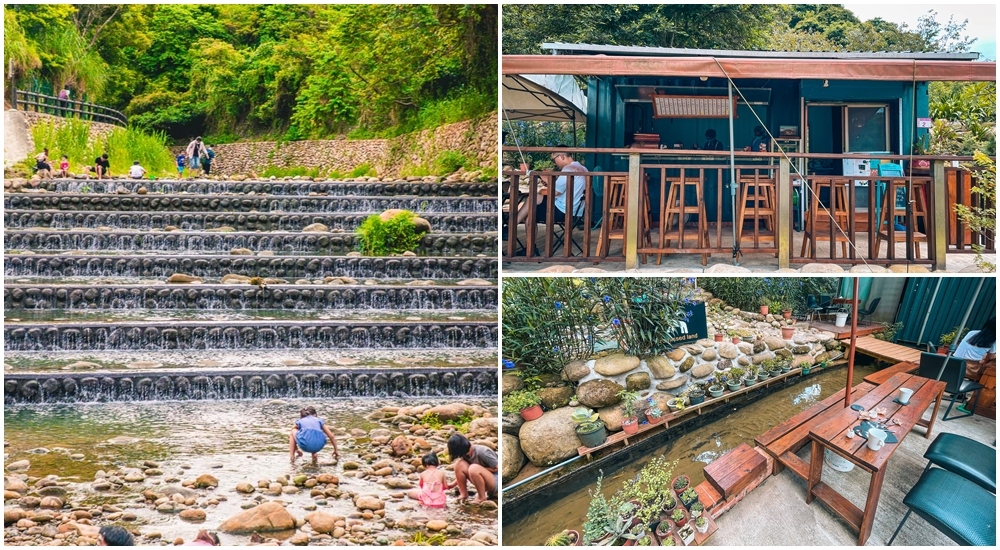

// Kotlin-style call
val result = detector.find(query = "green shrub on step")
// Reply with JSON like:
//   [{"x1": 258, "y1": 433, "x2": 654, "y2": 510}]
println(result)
[{"x1": 356, "y1": 211, "x2": 424, "y2": 255}]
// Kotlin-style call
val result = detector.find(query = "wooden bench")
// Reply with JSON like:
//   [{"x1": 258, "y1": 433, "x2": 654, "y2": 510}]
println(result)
[
  {"x1": 754, "y1": 382, "x2": 876, "y2": 480},
  {"x1": 863, "y1": 361, "x2": 919, "y2": 386},
  {"x1": 704, "y1": 443, "x2": 767, "y2": 500}
]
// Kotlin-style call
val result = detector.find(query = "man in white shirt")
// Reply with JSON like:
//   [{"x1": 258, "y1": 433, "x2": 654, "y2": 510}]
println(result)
[
  {"x1": 516, "y1": 146, "x2": 588, "y2": 225},
  {"x1": 128, "y1": 161, "x2": 146, "y2": 179}
]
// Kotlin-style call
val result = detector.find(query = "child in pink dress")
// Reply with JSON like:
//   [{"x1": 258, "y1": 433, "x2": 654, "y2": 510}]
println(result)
[{"x1": 407, "y1": 453, "x2": 450, "y2": 508}]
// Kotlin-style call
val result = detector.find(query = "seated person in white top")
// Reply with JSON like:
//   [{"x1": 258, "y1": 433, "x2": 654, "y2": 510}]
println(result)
[
  {"x1": 953, "y1": 318, "x2": 996, "y2": 381},
  {"x1": 128, "y1": 161, "x2": 147, "y2": 179},
  {"x1": 516, "y1": 147, "x2": 588, "y2": 225}
]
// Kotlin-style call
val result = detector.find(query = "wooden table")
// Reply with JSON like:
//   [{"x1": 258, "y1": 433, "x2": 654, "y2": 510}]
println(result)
[{"x1": 806, "y1": 372, "x2": 946, "y2": 545}]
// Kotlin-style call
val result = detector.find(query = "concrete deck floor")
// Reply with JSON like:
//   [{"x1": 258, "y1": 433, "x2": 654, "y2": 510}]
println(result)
[
  {"x1": 502, "y1": 226, "x2": 995, "y2": 274},
  {"x1": 705, "y1": 406, "x2": 996, "y2": 546}
]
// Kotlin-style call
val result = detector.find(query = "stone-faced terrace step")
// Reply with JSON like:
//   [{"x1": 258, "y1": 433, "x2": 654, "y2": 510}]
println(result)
[
  {"x1": 4, "y1": 319, "x2": 498, "y2": 351},
  {"x1": 4, "y1": 229, "x2": 497, "y2": 256},
  {"x1": 3, "y1": 366, "x2": 499, "y2": 404},
  {"x1": 24, "y1": 179, "x2": 497, "y2": 197},
  {"x1": 4, "y1": 194, "x2": 497, "y2": 213},
  {"x1": 4, "y1": 283, "x2": 497, "y2": 311},
  {"x1": 4, "y1": 210, "x2": 497, "y2": 233},
  {"x1": 4, "y1": 254, "x2": 499, "y2": 280}
]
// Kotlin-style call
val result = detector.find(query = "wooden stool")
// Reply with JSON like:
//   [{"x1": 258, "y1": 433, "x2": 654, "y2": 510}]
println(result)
[
  {"x1": 659, "y1": 173, "x2": 710, "y2": 265},
  {"x1": 800, "y1": 178, "x2": 851, "y2": 259},
  {"x1": 736, "y1": 174, "x2": 776, "y2": 250},
  {"x1": 874, "y1": 180, "x2": 928, "y2": 259},
  {"x1": 597, "y1": 175, "x2": 652, "y2": 260}
]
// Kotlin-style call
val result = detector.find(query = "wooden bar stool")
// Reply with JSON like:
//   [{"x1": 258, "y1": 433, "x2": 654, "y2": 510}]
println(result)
[
  {"x1": 874, "y1": 179, "x2": 928, "y2": 259},
  {"x1": 659, "y1": 173, "x2": 710, "y2": 265},
  {"x1": 800, "y1": 178, "x2": 851, "y2": 258},
  {"x1": 597, "y1": 175, "x2": 652, "y2": 260},
  {"x1": 736, "y1": 173, "x2": 776, "y2": 250}
]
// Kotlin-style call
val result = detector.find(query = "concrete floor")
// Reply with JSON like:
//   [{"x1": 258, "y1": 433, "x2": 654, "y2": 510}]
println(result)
[
  {"x1": 705, "y1": 406, "x2": 996, "y2": 546},
  {"x1": 502, "y1": 226, "x2": 995, "y2": 274}
]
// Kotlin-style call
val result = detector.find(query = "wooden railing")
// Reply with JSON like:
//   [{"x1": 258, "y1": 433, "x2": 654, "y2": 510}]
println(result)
[
  {"x1": 14, "y1": 90, "x2": 127, "y2": 126},
  {"x1": 946, "y1": 167, "x2": 995, "y2": 254}
]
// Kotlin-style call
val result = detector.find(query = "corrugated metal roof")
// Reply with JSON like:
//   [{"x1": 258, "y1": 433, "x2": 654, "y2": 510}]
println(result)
[
  {"x1": 542, "y1": 42, "x2": 981, "y2": 61},
  {"x1": 894, "y1": 277, "x2": 996, "y2": 347}
]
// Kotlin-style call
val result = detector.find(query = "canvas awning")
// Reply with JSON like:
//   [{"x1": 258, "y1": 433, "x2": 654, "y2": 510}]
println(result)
[
  {"x1": 502, "y1": 55, "x2": 997, "y2": 82},
  {"x1": 502, "y1": 74, "x2": 588, "y2": 122}
]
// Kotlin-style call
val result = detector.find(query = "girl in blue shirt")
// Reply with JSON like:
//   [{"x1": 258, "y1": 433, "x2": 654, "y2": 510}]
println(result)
[{"x1": 290, "y1": 406, "x2": 340, "y2": 465}]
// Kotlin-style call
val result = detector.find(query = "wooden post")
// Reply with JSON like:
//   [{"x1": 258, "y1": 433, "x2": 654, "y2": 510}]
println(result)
[
  {"x1": 931, "y1": 160, "x2": 947, "y2": 271},
  {"x1": 778, "y1": 158, "x2": 791, "y2": 269},
  {"x1": 625, "y1": 153, "x2": 640, "y2": 270}
]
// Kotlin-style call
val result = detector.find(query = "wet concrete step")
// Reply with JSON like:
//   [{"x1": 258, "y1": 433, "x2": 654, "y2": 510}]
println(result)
[
  {"x1": 3, "y1": 366, "x2": 498, "y2": 403},
  {"x1": 4, "y1": 210, "x2": 498, "y2": 233},
  {"x1": 5, "y1": 229, "x2": 497, "y2": 256},
  {"x1": 5, "y1": 194, "x2": 497, "y2": 213},
  {"x1": 26, "y1": 179, "x2": 497, "y2": 197},
  {"x1": 5, "y1": 283, "x2": 497, "y2": 311},
  {"x1": 4, "y1": 253, "x2": 498, "y2": 279},
  {"x1": 4, "y1": 319, "x2": 498, "y2": 351}
]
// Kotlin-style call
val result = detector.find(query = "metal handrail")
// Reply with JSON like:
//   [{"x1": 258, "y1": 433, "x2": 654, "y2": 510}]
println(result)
[{"x1": 14, "y1": 90, "x2": 127, "y2": 127}]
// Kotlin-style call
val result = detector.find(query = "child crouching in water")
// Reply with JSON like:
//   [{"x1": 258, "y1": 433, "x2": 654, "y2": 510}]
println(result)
[
  {"x1": 290, "y1": 406, "x2": 340, "y2": 465},
  {"x1": 406, "y1": 453, "x2": 451, "y2": 508}
]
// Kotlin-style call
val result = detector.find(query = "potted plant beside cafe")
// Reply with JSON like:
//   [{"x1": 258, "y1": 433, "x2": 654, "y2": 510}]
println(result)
[
  {"x1": 619, "y1": 390, "x2": 642, "y2": 435},
  {"x1": 759, "y1": 301, "x2": 769, "y2": 316},
  {"x1": 686, "y1": 384, "x2": 706, "y2": 406},
  {"x1": 694, "y1": 516, "x2": 709, "y2": 534},
  {"x1": 646, "y1": 403, "x2": 665, "y2": 425},
  {"x1": 938, "y1": 326, "x2": 969, "y2": 354},
  {"x1": 572, "y1": 408, "x2": 607, "y2": 448},
  {"x1": 503, "y1": 389, "x2": 543, "y2": 421},
  {"x1": 678, "y1": 524, "x2": 695, "y2": 546},
  {"x1": 680, "y1": 488, "x2": 700, "y2": 510},
  {"x1": 708, "y1": 377, "x2": 725, "y2": 398},
  {"x1": 744, "y1": 365, "x2": 759, "y2": 387},
  {"x1": 670, "y1": 508, "x2": 688, "y2": 529},
  {"x1": 726, "y1": 368, "x2": 744, "y2": 391}
]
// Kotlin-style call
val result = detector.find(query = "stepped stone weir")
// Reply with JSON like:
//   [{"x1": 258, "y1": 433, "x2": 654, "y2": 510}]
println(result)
[
  {"x1": 30, "y1": 179, "x2": 497, "y2": 196},
  {"x1": 5, "y1": 194, "x2": 497, "y2": 213},
  {"x1": 5, "y1": 229, "x2": 497, "y2": 256},
  {"x1": 4, "y1": 254, "x2": 498, "y2": 279},
  {"x1": 4, "y1": 283, "x2": 497, "y2": 310},
  {"x1": 3, "y1": 367, "x2": 498, "y2": 403},
  {"x1": 4, "y1": 210, "x2": 497, "y2": 232},
  {"x1": 4, "y1": 176, "x2": 498, "y2": 403}
]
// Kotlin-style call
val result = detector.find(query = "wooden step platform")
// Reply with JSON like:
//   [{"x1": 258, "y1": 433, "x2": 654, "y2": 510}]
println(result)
[
  {"x1": 863, "y1": 361, "x2": 919, "y2": 386},
  {"x1": 755, "y1": 382, "x2": 877, "y2": 479},
  {"x1": 704, "y1": 443, "x2": 767, "y2": 500},
  {"x1": 848, "y1": 335, "x2": 923, "y2": 364}
]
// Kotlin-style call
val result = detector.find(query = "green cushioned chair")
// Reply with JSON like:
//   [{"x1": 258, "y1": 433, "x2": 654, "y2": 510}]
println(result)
[
  {"x1": 888, "y1": 468, "x2": 996, "y2": 546},
  {"x1": 924, "y1": 433, "x2": 996, "y2": 494}
]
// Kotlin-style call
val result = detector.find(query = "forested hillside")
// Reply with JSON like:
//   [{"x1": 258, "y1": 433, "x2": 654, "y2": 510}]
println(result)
[{"x1": 5, "y1": 4, "x2": 497, "y2": 143}]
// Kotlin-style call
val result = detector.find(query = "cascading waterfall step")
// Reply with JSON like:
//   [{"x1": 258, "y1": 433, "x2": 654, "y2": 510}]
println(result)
[
  {"x1": 4, "y1": 319, "x2": 498, "y2": 351},
  {"x1": 3, "y1": 366, "x2": 498, "y2": 403},
  {"x1": 4, "y1": 210, "x2": 498, "y2": 232},
  {"x1": 5, "y1": 194, "x2": 497, "y2": 213},
  {"x1": 4, "y1": 283, "x2": 498, "y2": 311},
  {"x1": 25, "y1": 178, "x2": 497, "y2": 196},
  {"x1": 4, "y1": 254, "x2": 499, "y2": 279}
]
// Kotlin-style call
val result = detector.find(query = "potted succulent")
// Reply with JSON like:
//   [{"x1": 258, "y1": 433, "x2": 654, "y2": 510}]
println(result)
[
  {"x1": 618, "y1": 390, "x2": 642, "y2": 435},
  {"x1": 707, "y1": 378, "x2": 725, "y2": 398},
  {"x1": 666, "y1": 397, "x2": 686, "y2": 412},
  {"x1": 670, "y1": 507, "x2": 688, "y2": 528},
  {"x1": 686, "y1": 385, "x2": 706, "y2": 406},
  {"x1": 661, "y1": 493, "x2": 677, "y2": 514},
  {"x1": 694, "y1": 515, "x2": 709, "y2": 534},
  {"x1": 726, "y1": 368, "x2": 744, "y2": 391},
  {"x1": 938, "y1": 326, "x2": 969, "y2": 354},
  {"x1": 572, "y1": 408, "x2": 608, "y2": 448},
  {"x1": 801, "y1": 364, "x2": 812, "y2": 376},
  {"x1": 672, "y1": 474, "x2": 690, "y2": 495},
  {"x1": 757, "y1": 365, "x2": 770, "y2": 380},
  {"x1": 503, "y1": 389, "x2": 543, "y2": 421},
  {"x1": 743, "y1": 365, "x2": 758, "y2": 386},
  {"x1": 645, "y1": 404, "x2": 665, "y2": 425},
  {"x1": 631, "y1": 531, "x2": 657, "y2": 547},
  {"x1": 759, "y1": 302, "x2": 769, "y2": 316},
  {"x1": 583, "y1": 477, "x2": 615, "y2": 545},
  {"x1": 678, "y1": 524, "x2": 695, "y2": 546},
  {"x1": 689, "y1": 502, "x2": 704, "y2": 519},
  {"x1": 545, "y1": 530, "x2": 582, "y2": 546},
  {"x1": 654, "y1": 520, "x2": 673, "y2": 543},
  {"x1": 779, "y1": 358, "x2": 792, "y2": 374},
  {"x1": 781, "y1": 325, "x2": 795, "y2": 339},
  {"x1": 714, "y1": 331, "x2": 724, "y2": 342},
  {"x1": 728, "y1": 330, "x2": 740, "y2": 344},
  {"x1": 680, "y1": 488, "x2": 700, "y2": 510}
]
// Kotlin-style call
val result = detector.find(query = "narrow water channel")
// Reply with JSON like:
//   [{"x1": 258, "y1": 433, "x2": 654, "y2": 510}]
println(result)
[{"x1": 502, "y1": 362, "x2": 879, "y2": 545}]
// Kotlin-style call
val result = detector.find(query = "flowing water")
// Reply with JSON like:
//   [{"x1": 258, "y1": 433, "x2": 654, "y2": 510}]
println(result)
[
  {"x1": 501, "y1": 362, "x2": 880, "y2": 546},
  {"x1": 4, "y1": 398, "x2": 496, "y2": 545}
]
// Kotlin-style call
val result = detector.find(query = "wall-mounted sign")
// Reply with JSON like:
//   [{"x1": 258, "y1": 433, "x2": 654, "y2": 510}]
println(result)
[
  {"x1": 916, "y1": 118, "x2": 933, "y2": 128},
  {"x1": 651, "y1": 95, "x2": 737, "y2": 119},
  {"x1": 668, "y1": 302, "x2": 708, "y2": 346}
]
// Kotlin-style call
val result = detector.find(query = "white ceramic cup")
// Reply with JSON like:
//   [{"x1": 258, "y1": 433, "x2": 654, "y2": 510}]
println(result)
[
  {"x1": 867, "y1": 428, "x2": 887, "y2": 451},
  {"x1": 898, "y1": 388, "x2": 913, "y2": 404}
]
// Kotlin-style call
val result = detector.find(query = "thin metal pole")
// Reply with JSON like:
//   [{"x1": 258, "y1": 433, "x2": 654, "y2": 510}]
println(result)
[
  {"x1": 915, "y1": 278, "x2": 943, "y2": 346},
  {"x1": 728, "y1": 80, "x2": 737, "y2": 262},
  {"x1": 845, "y1": 277, "x2": 860, "y2": 407},
  {"x1": 501, "y1": 454, "x2": 583, "y2": 492}
]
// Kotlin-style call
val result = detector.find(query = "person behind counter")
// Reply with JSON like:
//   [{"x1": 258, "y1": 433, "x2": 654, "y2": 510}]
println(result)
[
  {"x1": 744, "y1": 126, "x2": 770, "y2": 152},
  {"x1": 703, "y1": 129, "x2": 724, "y2": 151},
  {"x1": 515, "y1": 146, "x2": 587, "y2": 225}
]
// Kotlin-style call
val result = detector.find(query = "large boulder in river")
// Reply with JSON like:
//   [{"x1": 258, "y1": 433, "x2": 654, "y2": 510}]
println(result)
[
  {"x1": 518, "y1": 407, "x2": 581, "y2": 466},
  {"x1": 576, "y1": 379, "x2": 624, "y2": 409},
  {"x1": 380, "y1": 209, "x2": 431, "y2": 233},
  {"x1": 219, "y1": 502, "x2": 296, "y2": 534},
  {"x1": 305, "y1": 511, "x2": 344, "y2": 535},
  {"x1": 423, "y1": 404, "x2": 473, "y2": 422},
  {"x1": 593, "y1": 354, "x2": 640, "y2": 376},
  {"x1": 501, "y1": 434, "x2": 526, "y2": 483}
]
